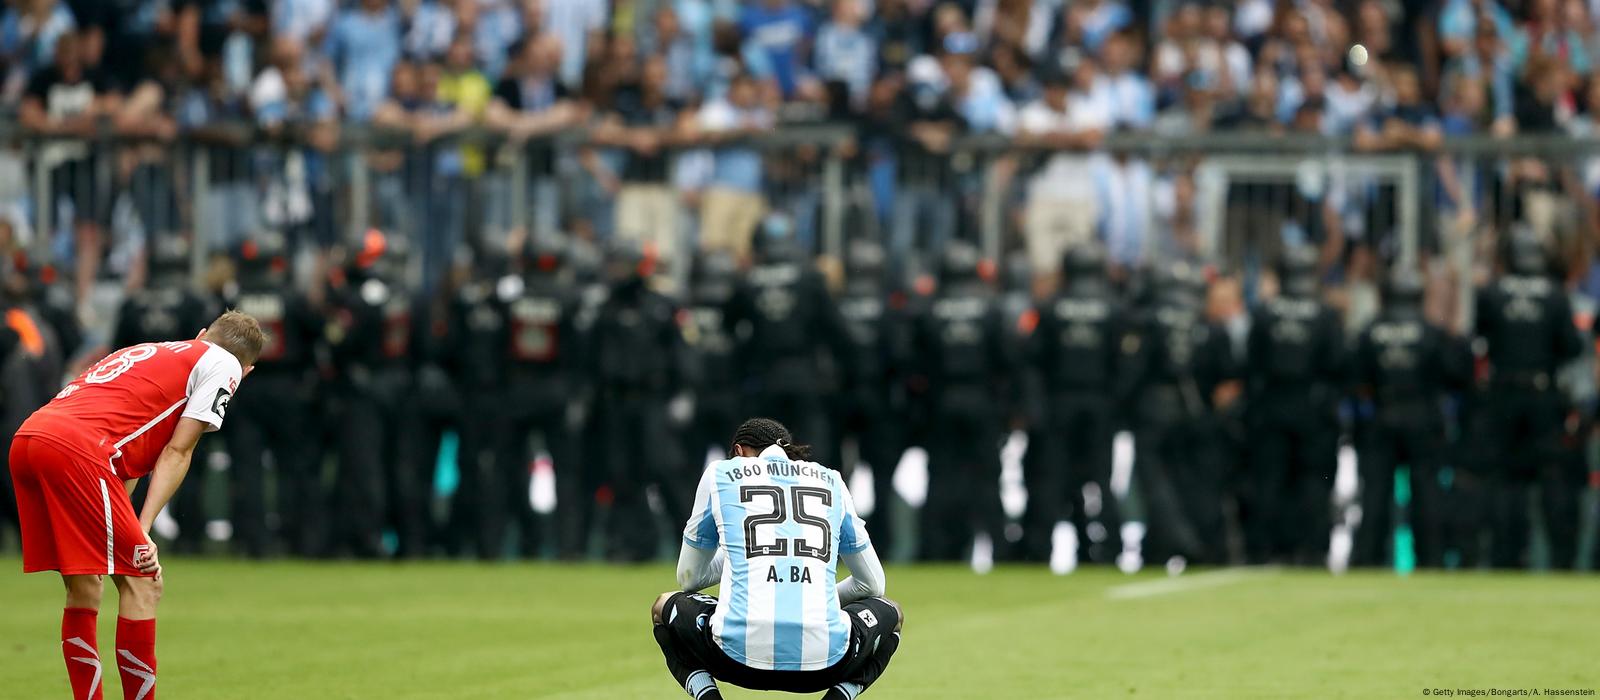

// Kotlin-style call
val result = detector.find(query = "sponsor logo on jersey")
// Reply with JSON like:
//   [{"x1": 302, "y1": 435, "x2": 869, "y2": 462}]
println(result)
[{"x1": 856, "y1": 609, "x2": 879, "y2": 628}]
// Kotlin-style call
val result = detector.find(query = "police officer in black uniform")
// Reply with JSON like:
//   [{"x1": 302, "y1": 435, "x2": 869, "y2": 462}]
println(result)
[
  {"x1": 680, "y1": 250, "x2": 743, "y2": 482},
  {"x1": 588, "y1": 239, "x2": 687, "y2": 561},
  {"x1": 1472, "y1": 226, "x2": 1583, "y2": 568},
  {"x1": 1350, "y1": 268, "x2": 1470, "y2": 568},
  {"x1": 115, "y1": 236, "x2": 217, "y2": 553},
  {"x1": 490, "y1": 233, "x2": 583, "y2": 558},
  {"x1": 912, "y1": 241, "x2": 1012, "y2": 562},
  {"x1": 1246, "y1": 245, "x2": 1345, "y2": 565},
  {"x1": 324, "y1": 232, "x2": 425, "y2": 558},
  {"x1": 831, "y1": 240, "x2": 912, "y2": 555},
  {"x1": 724, "y1": 232, "x2": 849, "y2": 459},
  {"x1": 1024, "y1": 243, "x2": 1129, "y2": 565},
  {"x1": 1127, "y1": 260, "x2": 1235, "y2": 566},
  {"x1": 114, "y1": 236, "x2": 214, "y2": 348},
  {"x1": 223, "y1": 232, "x2": 326, "y2": 558}
]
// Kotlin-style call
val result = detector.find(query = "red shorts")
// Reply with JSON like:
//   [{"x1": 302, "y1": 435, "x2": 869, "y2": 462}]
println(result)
[{"x1": 9, "y1": 434, "x2": 153, "y2": 577}]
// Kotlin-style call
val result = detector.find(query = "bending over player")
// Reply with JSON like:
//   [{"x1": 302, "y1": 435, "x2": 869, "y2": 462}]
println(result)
[
  {"x1": 9, "y1": 310, "x2": 264, "y2": 700},
  {"x1": 651, "y1": 418, "x2": 902, "y2": 700}
]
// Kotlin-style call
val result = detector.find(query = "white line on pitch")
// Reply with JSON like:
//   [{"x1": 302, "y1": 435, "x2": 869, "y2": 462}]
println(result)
[{"x1": 1104, "y1": 567, "x2": 1282, "y2": 601}]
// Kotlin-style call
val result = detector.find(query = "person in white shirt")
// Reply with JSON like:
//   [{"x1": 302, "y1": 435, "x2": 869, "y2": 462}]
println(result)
[{"x1": 1017, "y1": 64, "x2": 1108, "y2": 279}]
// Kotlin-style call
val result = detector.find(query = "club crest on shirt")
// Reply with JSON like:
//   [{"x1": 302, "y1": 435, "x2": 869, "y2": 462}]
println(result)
[{"x1": 211, "y1": 387, "x2": 232, "y2": 417}]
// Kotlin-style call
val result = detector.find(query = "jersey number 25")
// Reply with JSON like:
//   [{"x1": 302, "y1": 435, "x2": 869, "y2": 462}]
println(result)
[{"x1": 740, "y1": 485, "x2": 832, "y2": 561}]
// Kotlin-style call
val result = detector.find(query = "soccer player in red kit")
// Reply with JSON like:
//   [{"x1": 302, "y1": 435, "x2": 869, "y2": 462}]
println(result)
[{"x1": 9, "y1": 310, "x2": 265, "y2": 700}]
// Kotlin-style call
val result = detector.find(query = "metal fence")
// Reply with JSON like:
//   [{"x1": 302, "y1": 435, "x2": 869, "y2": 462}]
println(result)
[{"x1": 9, "y1": 125, "x2": 1600, "y2": 325}]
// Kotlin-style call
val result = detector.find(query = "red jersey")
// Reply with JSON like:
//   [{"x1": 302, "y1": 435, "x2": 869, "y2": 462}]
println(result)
[{"x1": 17, "y1": 340, "x2": 242, "y2": 480}]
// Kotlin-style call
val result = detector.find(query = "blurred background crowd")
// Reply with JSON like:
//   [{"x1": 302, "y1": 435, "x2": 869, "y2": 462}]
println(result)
[{"x1": 0, "y1": 0, "x2": 1595, "y2": 571}]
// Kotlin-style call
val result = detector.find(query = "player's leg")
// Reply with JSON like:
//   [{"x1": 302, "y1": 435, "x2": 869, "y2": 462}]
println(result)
[
  {"x1": 110, "y1": 575, "x2": 160, "y2": 700},
  {"x1": 62, "y1": 574, "x2": 107, "y2": 700},
  {"x1": 651, "y1": 592, "x2": 724, "y2": 700},
  {"x1": 826, "y1": 598, "x2": 905, "y2": 700},
  {"x1": 14, "y1": 434, "x2": 109, "y2": 700}
]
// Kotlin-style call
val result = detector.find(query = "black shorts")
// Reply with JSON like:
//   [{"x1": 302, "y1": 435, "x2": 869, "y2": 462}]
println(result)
[{"x1": 658, "y1": 592, "x2": 900, "y2": 693}]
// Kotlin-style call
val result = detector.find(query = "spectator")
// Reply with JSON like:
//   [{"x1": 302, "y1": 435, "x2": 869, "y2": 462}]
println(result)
[
  {"x1": 990, "y1": 43, "x2": 1040, "y2": 105},
  {"x1": 439, "y1": 31, "x2": 492, "y2": 174},
  {"x1": 650, "y1": 5, "x2": 711, "y2": 104},
  {"x1": 68, "y1": 0, "x2": 158, "y2": 95},
  {"x1": 940, "y1": 32, "x2": 1014, "y2": 135},
  {"x1": 1514, "y1": 0, "x2": 1591, "y2": 76},
  {"x1": 485, "y1": 34, "x2": 579, "y2": 246},
  {"x1": 815, "y1": 0, "x2": 876, "y2": 110},
  {"x1": 486, "y1": 34, "x2": 580, "y2": 141},
  {"x1": 1203, "y1": 4, "x2": 1253, "y2": 97},
  {"x1": 180, "y1": 53, "x2": 258, "y2": 253},
  {"x1": 20, "y1": 30, "x2": 110, "y2": 310},
  {"x1": 545, "y1": 0, "x2": 610, "y2": 89},
  {"x1": 740, "y1": 0, "x2": 813, "y2": 100},
  {"x1": 272, "y1": 0, "x2": 335, "y2": 46},
  {"x1": 405, "y1": 0, "x2": 456, "y2": 61},
  {"x1": 1444, "y1": 20, "x2": 1517, "y2": 126},
  {"x1": 251, "y1": 35, "x2": 340, "y2": 251},
  {"x1": 872, "y1": 0, "x2": 926, "y2": 74},
  {"x1": 174, "y1": 0, "x2": 268, "y2": 96},
  {"x1": 374, "y1": 57, "x2": 472, "y2": 285},
  {"x1": 1069, "y1": 0, "x2": 1132, "y2": 56},
  {"x1": 470, "y1": 0, "x2": 523, "y2": 80},
  {"x1": 1213, "y1": 66, "x2": 1283, "y2": 130},
  {"x1": 594, "y1": 55, "x2": 688, "y2": 270},
  {"x1": 685, "y1": 71, "x2": 772, "y2": 261},
  {"x1": 1438, "y1": 0, "x2": 1516, "y2": 62},
  {"x1": 1153, "y1": 2, "x2": 1203, "y2": 97},
  {"x1": 1017, "y1": 64, "x2": 1107, "y2": 278},
  {"x1": 324, "y1": 0, "x2": 402, "y2": 122},
  {"x1": 1325, "y1": 58, "x2": 1377, "y2": 137},
  {"x1": 1096, "y1": 31, "x2": 1154, "y2": 131},
  {"x1": 0, "y1": 0, "x2": 77, "y2": 81},
  {"x1": 1438, "y1": 75, "x2": 1491, "y2": 233}
]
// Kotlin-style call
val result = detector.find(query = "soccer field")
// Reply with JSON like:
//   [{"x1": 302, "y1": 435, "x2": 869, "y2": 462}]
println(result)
[{"x1": 1, "y1": 559, "x2": 1595, "y2": 699}]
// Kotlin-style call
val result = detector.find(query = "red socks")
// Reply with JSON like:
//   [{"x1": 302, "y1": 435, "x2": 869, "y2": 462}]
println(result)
[
  {"x1": 61, "y1": 607, "x2": 103, "y2": 700},
  {"x1": 115, "y1": 618, "x2": 157, "y2": 700}
]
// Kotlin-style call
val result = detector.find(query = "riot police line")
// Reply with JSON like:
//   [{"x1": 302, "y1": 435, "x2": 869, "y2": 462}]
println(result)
[{"x1": 1, "y1": 220, "x2": 1593, "y2": 572}]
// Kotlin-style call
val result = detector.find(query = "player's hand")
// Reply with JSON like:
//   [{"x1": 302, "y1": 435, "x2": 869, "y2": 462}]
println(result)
[{"x1": 134, "y1": 542, "x2": 161, "y2": 576}]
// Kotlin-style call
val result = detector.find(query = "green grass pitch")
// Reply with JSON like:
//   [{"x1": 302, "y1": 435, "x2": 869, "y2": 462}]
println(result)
[{"x1": 1, "y1": 558, "x2": 1596, "y2": 698}]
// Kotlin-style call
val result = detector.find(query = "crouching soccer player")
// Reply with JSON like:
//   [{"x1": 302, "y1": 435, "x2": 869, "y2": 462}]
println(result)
[
  {"x1": 651, "y1": 418, "x2": 902, "y2": 700},
  {"x1": 9, "y1": 311, "x2": 264, "y2": 700}
]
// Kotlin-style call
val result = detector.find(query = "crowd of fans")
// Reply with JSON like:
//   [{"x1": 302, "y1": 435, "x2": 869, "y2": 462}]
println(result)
[{"x1": 0, "y1": 0, "x2": 1597, "y2": 316}]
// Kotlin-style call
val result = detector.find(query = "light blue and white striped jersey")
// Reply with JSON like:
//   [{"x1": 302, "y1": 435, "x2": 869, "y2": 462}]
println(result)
[{"x1": 682, "y1": 444, "x2": 871, "y2": 671}]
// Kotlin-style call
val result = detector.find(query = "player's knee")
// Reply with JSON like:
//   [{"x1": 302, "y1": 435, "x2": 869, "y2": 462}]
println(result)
[
  {"x1": 651, "y1": 591, "x2": 676, "y2": 625},
  {"x1": 63, "y1": 575, "x2": 103, "y2": 608},
  {"x1": 882, "y1": 598, "x2": 904, "y2": 632},
  {"x1": 116, "y1": 575, "x2": 162, "y2": 612}
]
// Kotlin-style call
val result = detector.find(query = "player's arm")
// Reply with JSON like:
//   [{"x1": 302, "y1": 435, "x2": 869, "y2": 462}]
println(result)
[
  {"x1": 837, "y1": 545, "x2": 887, "y2": 604},
  {"x1": 136, "y1": 417, "x2": 207, "y2": 534},
  {"x1": 676, "y1": 543, "x2": 725, "y2": 592},
  {"x1": 835, "y1": 483, "x2": 885, "y2": 603},
  {"x1": 678, "y1": 466, "x2": 721, "y2": 592}
]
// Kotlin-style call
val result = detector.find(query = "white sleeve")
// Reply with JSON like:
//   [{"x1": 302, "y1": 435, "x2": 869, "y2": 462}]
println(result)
[
  {"x1": 837, "y1": 544, "x2": 887, "y2": 604},
  {"x1": 682, "y1": 466, "x2": 721, "y2": 550},
  {"x1": 183, "y1": 344, "x2": 243, "y2": 432},
  {"x1": 676, "y1": 540, "x2": 725, "y2": 592},
  {"x1": 837, "y1": 482, "x2": 872, "y2": 555}
]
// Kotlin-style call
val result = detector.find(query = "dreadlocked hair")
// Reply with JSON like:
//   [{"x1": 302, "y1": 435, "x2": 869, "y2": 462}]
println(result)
[{"x1": 731, "y1": 417, "x2": 813, "y2": 461}]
